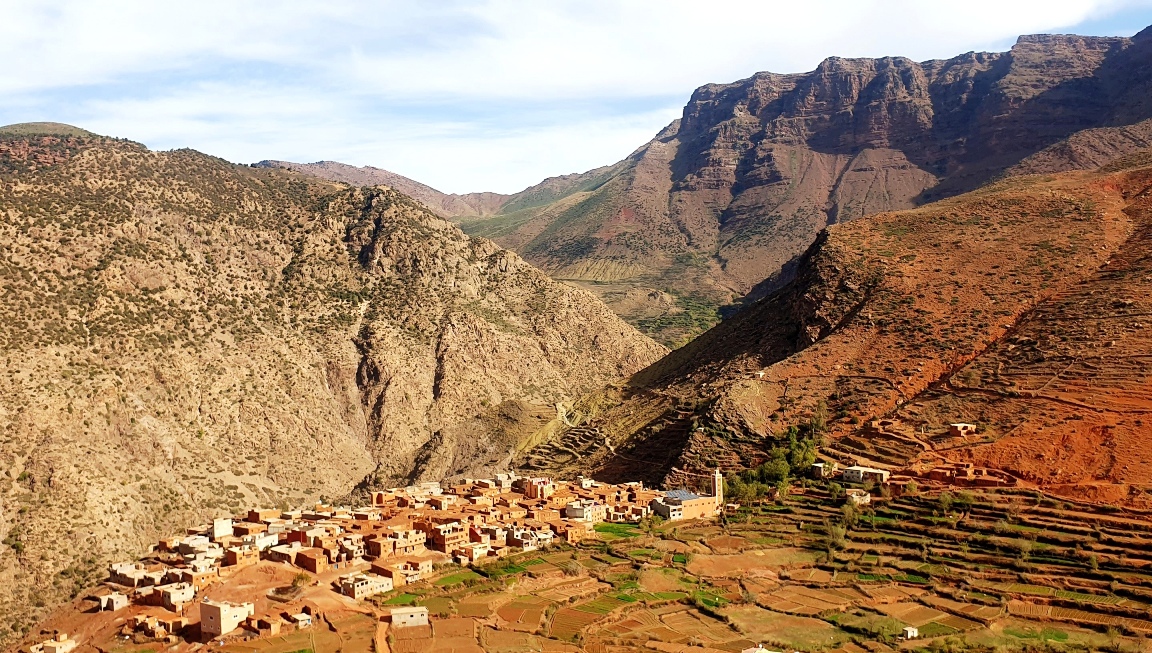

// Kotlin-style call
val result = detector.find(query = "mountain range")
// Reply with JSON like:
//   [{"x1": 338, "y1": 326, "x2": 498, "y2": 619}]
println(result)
[{"x1": 270, "y1": 27, "x2": 1152, "y2": 347}]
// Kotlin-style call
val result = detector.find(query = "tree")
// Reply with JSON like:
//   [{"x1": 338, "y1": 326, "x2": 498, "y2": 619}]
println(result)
[
  {"x1": 828, "y1": 482, "x2": 845, "y2": 500},
  {"x1": 905, "y1": 480, "x2": 919, "y2": 496},
  {"x1": 757, "y1": 457, "x2": 790, "y2": 485},
  {"x1": 725, "y1": 476, "x2": 748, "y2": 503},
  {"x1": 809, "y1": 400, "x2": 829, "y2": 436},
  {"x1": 786, "y1": 427, "x2": 817, "y2": 474},
  {"x1": 938, "y1": 491, "x2": 954, "y2": 515},
  {"x1": 956, "y1": 490, "x2": 975, "y2": 511},
  {"x1": 640, "y1": 514, "x2": 664, "y2": 533},
  {"x1": 776, "y1": 479, "x2": 791, "y2": 501},
  {"x1": 841, "y1": 503, "x2": 859, "y2": 530},
  {"x1": 826, "y1": 522, "x2": 847, "y2": 549}
]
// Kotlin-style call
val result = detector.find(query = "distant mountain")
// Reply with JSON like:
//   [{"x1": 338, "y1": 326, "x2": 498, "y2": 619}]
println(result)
[
  {"x1": 254, "y1": 159, "x2": 509, "y2": 218},
  {"x1": 0, "y1": 128, "x2": 665, "y2": 645},
  {"x1": 254, "y1": 159, "x2": 622, "y2": 222}
]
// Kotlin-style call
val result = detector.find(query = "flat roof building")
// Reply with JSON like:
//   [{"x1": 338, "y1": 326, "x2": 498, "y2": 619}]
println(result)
[{"x1": 389, "y1": 606, "x2": 429, "y2": 628}]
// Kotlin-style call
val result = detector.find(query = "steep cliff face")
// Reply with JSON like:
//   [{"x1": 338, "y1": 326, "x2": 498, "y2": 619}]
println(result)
[
  {"x1": 454, "y1": 29, "x2": 1152, "y2": 346},
  {"x1": 0, "y1": 126, "x2": 665, "y2": 644}
]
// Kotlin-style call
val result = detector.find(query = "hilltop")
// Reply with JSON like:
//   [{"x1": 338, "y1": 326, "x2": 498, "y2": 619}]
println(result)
[
  {"x1": 253, "y1": 160, "x2": 509, "y2": 218},
  {"x1": 0, "y1": 122, "x2": 95, "y2": 138},
  {"x1": 0, "y1": 130, "x2": 665, "y2": 645}
]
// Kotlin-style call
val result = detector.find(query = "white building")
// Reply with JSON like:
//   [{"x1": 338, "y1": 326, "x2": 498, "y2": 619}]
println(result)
[
  {"x1": 211, "y1": 518, "x2": 234, "y2": 541},
  {"x1": 200, "y1": 600, "x2": 254, "y2": 638},
  {"x1": 244, "y1": 532, "x2": 279, "y2": 550},
  {"x1": 33, "y1": 633, "x2": 78, "y2": 653},
  {"x1": 159, "y1": 582, "x2": 196, "y2": 611},
  {"x1": 100, "y1": 593, "x2": 129, "y2": 611},
  {"x1": 842, "y1": 466, "x2": 890, "y2": 484},
  {"x1": 390, "y1": 606, "x2": 429, "y2": 628},
  {"x1": 564, "y1": 500, "x2": 607, "y2": 523},
  {"x1": 339, "y1": 572, "x2": 393, "y2": 599}
]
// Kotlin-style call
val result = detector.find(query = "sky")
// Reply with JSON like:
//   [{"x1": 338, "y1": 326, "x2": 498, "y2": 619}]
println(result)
[{"x1": 2, "y1": 1, "x2": 1151, "y2": 194}]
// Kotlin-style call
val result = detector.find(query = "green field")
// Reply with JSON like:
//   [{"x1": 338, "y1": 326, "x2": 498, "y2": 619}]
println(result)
[
  {"x1": 435, "y1": 570, "x2": 482, "y2": 586},
  {"x1": 594, "y1": 523, "x2": 641, "y2": 539},
  {"x1": 1005, "y1": 626, "x2": 1070, "y2": 641}
]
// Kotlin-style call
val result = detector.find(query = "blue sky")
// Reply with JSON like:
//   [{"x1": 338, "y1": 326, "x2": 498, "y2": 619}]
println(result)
[{"x1": 2, "y1": 1, "x2": 1151, "y2": 194}]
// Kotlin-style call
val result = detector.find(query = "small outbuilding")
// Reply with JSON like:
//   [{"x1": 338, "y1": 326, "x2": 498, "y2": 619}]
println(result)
[
  {"x1": 389, "y1": 606, "x2": 429, "y2": 629},
  {"x1": 101, "y1": 593, "x2": 129, "y2": 611}
]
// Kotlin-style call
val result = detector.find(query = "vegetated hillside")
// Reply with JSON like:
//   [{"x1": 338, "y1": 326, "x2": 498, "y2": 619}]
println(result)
[
  {"x1": 517, "y1": 155, "x2": 1152, "y2": 504},
  {"x1": 454, "y1": 27, "x2": 1152, "y2": 347},
  {"x1": 0, "y1": 126, "x2": 665, "y2": 645}
]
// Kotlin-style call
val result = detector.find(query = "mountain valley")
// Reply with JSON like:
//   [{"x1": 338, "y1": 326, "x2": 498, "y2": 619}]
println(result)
[{"x1": 5, "y1": 20, "x2": 1152, "y2": 653}]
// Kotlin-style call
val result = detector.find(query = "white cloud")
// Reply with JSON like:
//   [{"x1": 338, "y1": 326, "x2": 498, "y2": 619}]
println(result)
[{"x1": 1, "y1": 0, "x2": 1149, "y2": 192}]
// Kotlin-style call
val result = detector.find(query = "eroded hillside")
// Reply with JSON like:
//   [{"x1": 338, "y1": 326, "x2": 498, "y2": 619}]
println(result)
[
  {"x1": 518, "y1": 158, "x2": 1152, "y2": 505},
  {"x1": 0, "y1": 127, "x2": 665, "y2": 645}
]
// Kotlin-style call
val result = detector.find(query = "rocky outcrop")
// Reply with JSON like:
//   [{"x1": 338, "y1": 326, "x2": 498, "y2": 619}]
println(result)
[
  {"x1": 0, "y1": 131, "x2": 665, "y2": 645},
  {"x1": 1007, "y1": 118, "x2": 1152, "y2": 175}
]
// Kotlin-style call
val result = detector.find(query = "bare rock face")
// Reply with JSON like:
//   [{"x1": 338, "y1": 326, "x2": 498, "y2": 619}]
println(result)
[
  {"x1": 453, "y1": 30, "x2": 1152, "y2": 345},
  {"x1": 0, "y1": 130, "x2": 665, "y2": 644}
]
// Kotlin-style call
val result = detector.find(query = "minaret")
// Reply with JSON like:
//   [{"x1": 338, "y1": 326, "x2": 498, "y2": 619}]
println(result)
[{"x1": 712, "y1": 468, "x2": 724, "y2": 511}]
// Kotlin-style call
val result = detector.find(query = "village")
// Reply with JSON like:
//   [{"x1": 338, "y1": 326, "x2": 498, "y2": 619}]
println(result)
[
  {"x1": 20, "y1": 430, "x2": 1152, "y2": 653},
  {"x1": 26, "y1": 471, "x2": 730, "y2": 652}
]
